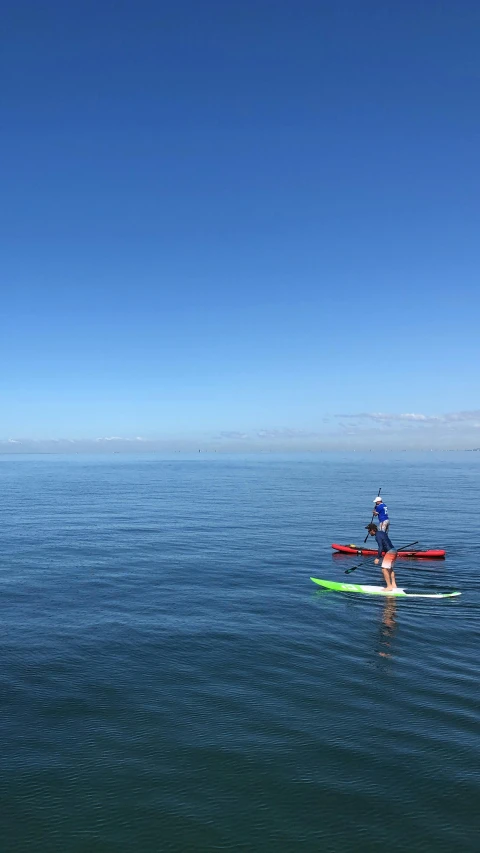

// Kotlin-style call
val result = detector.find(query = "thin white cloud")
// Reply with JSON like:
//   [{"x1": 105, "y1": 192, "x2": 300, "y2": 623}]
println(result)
[
  {"x1": 444, "y1": 410, "x2": 480, "y2": 422},
  {"x1": 256, "y1": 428, "x2": 321, "y2": 439},
  {"x1": 216, "y1": 428, "x2": 324, "y2": 442},
  {"x1": 218, "y1": 431, "x2": 249, "y2": 440},
  {"x1": 336, "y1": 410, "x2": 480, "y2": 425},
  {"x1": 1, "y1": 411, "x2": 479, "y2": 453}
]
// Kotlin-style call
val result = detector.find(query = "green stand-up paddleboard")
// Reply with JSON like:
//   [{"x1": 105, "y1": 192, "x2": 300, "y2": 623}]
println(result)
[{"x1": 310, "y1": 578, "x2": 461, "y2": 598}]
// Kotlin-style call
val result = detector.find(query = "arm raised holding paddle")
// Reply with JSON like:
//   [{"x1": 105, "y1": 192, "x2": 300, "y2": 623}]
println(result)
[
  {"x1": 363, "y1": 486, "x2": 381, "y2": 543},
  {"x1": 373, "y1": 497, "x2": 390, "y2": 533}
]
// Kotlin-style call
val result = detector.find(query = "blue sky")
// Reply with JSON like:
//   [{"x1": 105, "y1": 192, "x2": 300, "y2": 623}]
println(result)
[{"x1": 2, "y1": 0, "x2": 479, "y2": 449}]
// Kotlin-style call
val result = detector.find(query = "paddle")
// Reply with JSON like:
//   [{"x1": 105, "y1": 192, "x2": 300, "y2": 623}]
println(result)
[
  {"x1": 344, "y1": 541, "x2": 419, "y2": 574},
  {"x1": 364, "y1": 486, "x2": 381, "y2": 543}
]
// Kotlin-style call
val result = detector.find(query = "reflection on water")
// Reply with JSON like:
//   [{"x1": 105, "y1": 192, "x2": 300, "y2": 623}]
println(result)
[
  {"x1": 1, "y1": 453, "x2": 478, "y2": 853},
  {"x1": 313, "y1": 585, "x2": 399, "y2": 660},
  {"x1": 377, "y1": 597, "x2": 397, "y2": 658}
]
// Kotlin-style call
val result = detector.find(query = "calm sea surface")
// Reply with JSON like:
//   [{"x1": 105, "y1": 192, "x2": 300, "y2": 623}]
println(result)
[{"x1": 1, "y1": 452, "x2": 479, "y2": 852}]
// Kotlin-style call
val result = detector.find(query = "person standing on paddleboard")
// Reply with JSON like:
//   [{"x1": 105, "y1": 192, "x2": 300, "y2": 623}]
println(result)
[
  {"x1": 366, "y1": 523, "x2": 398, "y2": 591},
  {"x1": 373, "y1": 496, "x2": 390, "y2": 532}
]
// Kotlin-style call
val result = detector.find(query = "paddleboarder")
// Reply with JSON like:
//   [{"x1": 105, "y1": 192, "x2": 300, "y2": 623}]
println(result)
[
  {"x1": 365, "y1": 523, "x2": 398, "y2": 591},
  {"x1": 373, "y1": 496, "x2": 390, "y2": 532}
]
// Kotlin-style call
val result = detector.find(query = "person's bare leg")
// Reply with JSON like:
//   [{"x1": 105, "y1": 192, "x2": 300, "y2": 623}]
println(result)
[
  {"x1": 381, "y1": 551, "x2": 398, "y2": 591},
  {"x1": 382, "y1": 568, "x2": 393, "y2": 590}
]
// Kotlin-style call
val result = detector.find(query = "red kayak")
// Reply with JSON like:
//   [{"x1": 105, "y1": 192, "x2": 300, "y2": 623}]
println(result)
[{"x1": 332, "y1": 543, "x2": 446, "y2": 559}]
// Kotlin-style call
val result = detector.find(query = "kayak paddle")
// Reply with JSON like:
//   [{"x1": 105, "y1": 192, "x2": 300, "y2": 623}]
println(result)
[{"x1": 344, "y1": 541, "x2": 419, "y2": 574}]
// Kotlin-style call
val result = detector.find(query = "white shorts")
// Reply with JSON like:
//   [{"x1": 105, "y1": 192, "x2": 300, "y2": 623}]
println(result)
[{"x1": 379, "y1": 520, "x2": 390, "y2": 532}]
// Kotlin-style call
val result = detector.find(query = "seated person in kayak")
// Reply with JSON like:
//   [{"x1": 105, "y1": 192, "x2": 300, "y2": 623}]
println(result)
[
  {"x1": 373, "y1": 496, "x2": 390, "y2": 531},
  {"x1": 365, "y1": 523, "x2": 398, "y2": 591}
]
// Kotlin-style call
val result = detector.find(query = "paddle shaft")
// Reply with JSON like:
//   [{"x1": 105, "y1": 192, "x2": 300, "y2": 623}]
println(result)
[
  {"x1": 344, "y1": 541, "x2": 419, "y2": 574},
  {"x1": 364, "y1": 486, "x2": 381, "y2": 543}
]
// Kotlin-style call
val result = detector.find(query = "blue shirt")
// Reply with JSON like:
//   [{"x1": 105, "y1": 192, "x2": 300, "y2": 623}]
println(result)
[
  {"x1": 374, "y1": 530, "x2": 394, "y2": 558},
  {"x1": 374, "y1": 502, "x2": 389, "y2": 522}
]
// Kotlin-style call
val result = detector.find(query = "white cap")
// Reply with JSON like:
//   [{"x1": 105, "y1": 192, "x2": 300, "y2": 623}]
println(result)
[{"x1": 373, "y1": 496, "x2": 382, "y2": 502}]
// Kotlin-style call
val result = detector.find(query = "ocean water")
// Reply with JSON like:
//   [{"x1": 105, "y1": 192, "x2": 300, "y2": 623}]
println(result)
[{"x1": 1, "y1": 452, "x2": 479, "y2": 852}]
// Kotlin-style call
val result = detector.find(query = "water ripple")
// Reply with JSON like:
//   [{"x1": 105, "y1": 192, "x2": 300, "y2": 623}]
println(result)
[{"x1": 0, "y1": 452, "x2": 479, "y2": 852}]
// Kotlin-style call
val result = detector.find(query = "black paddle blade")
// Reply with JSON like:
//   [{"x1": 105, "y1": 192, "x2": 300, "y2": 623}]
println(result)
[{"x1": 345, "y1": 565, "x2": 362, "y2": 574}]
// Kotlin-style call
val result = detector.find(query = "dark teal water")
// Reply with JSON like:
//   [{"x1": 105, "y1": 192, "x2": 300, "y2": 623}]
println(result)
[{"x1": 1, "y1": 453, "x2": 479, "y2": 852}]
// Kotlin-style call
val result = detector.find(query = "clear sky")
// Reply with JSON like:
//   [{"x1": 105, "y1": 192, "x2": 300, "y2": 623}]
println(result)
[{"x1": 2, "y1": 0, "x2": 480, "y2": 450}]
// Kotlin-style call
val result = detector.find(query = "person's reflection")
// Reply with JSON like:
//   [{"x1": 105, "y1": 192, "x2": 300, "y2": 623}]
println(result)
[{"x1": 378, "y1": 596, "x2": 397, "y2": 658}]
